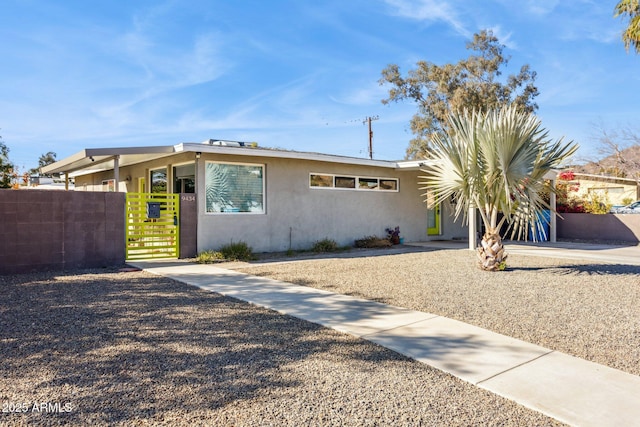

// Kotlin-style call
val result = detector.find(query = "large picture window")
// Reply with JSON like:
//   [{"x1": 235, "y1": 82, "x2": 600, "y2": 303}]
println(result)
[{"x1": 205, "y1": 162, "x2": 264, "y2": 213}]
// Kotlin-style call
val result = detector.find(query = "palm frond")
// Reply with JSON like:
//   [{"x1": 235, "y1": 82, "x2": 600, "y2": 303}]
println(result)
[{"x1": 419, "y1": 105, "x2": 579, "y2": 240}]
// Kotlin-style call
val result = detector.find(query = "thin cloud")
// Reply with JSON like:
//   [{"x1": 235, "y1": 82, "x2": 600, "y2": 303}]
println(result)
[
  {"x1": 523, "y1": 0, "x2": 560, "y2": 16},
  {"x1": 486, "y1": 26, "x2": 517, "y2": 50},
  {"x1": 329, "y1": 81, "x2": 389, "y2": 106},
  {"x1": 383, "y1": 0, "x2": 470, "y2": 37}
]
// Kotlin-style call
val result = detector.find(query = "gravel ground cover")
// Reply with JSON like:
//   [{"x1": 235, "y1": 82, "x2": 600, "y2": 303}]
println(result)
[
  {"x1": 0, "y1": 267, "x2": 563, "y2": 426},
  {"x1": 225, "y1": 246, "x2": 640, "y2": 377}
]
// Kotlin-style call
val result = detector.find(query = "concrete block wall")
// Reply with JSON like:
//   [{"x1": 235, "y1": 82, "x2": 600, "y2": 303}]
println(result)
[
  {"x1": 558, "y1": 213, "x2": 640, "y2": 243},
  {"x1": 179, "y1": 194, "x2": 197, "y2": 258},
  {"x1": 0, "y1": 190, "x2": 126, "y2": 274}
]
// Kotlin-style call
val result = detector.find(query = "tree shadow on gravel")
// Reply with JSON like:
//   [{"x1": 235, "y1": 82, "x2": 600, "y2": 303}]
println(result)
[
  {"x1": 508, "y1": 263, "x2": 640, "y2": 276},
  {"x1": 1, "y1": 268, "x2": 455, "y2": 425}
]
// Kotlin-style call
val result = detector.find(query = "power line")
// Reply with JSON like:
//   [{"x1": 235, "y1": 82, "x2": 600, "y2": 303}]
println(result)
[{"x1": 363, "y1": 115, "x2": 379, "y2": 160}]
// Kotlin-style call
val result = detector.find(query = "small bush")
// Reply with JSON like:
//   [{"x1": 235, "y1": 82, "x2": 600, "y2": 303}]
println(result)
[
  {"x1": 354, "y1": 236, "x2": 392, "y2": 248},
  {"x1": 312, "y1": 238, "x2": 339, "y2": 253},
  {"x1": 583, "y1": 192, "x2": 612, "y2": 214},
  {"x1": 196, "y1": 250, "x2": 225, "y2": 264},
  {"x1": 219, "y1": 241, "x2": 254, "y2": 261}
]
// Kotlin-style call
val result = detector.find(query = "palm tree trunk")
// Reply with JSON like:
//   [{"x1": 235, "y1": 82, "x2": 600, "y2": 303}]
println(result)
[{"x1": 477, "y1": 231, "x2": 508, "y2": 271}]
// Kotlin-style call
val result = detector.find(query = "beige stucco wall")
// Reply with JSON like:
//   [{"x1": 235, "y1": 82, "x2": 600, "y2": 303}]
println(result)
[
  {"x1": 194, "y1": 153, "x2": 466, "y2": 252},
  {"x1": 74, "y1": 151, "x2": 468, "y2": 253},
  {"x1": 74, "y1": 152, "x2": 196, "y2": 192},
  {"x1": 567, "y1": 178, "x2": 637, "y2": 206}
]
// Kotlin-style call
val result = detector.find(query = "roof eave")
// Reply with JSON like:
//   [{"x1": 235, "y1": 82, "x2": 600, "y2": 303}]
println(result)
[{"x1": 41, "y1": 146, "x2": 175, "y2": 175}]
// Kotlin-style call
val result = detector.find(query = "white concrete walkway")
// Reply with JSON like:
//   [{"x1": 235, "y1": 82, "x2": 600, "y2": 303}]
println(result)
[{"x1": 130, "y1": 243, "x2": 640, "y2": 427}]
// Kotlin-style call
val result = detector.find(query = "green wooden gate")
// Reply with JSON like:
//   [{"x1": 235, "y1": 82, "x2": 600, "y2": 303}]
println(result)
[{"x1": 126, "y1": 193, "x2": 180, "y2": 260}]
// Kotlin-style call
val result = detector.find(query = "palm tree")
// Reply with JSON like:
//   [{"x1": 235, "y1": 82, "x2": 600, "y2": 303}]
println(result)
[
  {"x1": 615, "y1": 0, "x2": 640, "y2": 53},
  {"x1": 419, "y1": 106, "x2": 578, "y2": 271}
]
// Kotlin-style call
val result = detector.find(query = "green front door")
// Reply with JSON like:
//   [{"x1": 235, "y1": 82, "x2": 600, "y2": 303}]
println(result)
[
  {"x1": 427, "y1": 203, "x2": 441, "y2": 235},
  {"x1": 426, "y1": 191, "x2": 441, "y2": 236}
]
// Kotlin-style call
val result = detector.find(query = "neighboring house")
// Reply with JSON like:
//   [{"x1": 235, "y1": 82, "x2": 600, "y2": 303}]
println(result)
[
  {"x1": 561, "y1": 172, "x2": 639, "y2": 206},
  {"x1": 42, "y1": 140, "x2": 469, "y2": 254},
  {"x1": 27, "y1": 175, "x2": 75, "y2": 190}
]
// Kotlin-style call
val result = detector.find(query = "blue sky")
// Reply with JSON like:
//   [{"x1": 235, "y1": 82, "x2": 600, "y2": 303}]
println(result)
[{"x1": 1, "y1": 0, "x2": 638, "y2": 170}]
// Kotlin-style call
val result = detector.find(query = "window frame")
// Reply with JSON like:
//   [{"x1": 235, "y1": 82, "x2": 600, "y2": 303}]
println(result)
[
  {"x1": 172, "y1": 162, "x2": 196, "y2": 194},
  {"x1": 150, "y1": 167, "x2": 168, "y2": 194},
  {"x1": 309, "y1": 173, "x2": 399, "y2": 192},
  {"x1": 204, "y1": 160, "x2": 266, "y2": 215}
]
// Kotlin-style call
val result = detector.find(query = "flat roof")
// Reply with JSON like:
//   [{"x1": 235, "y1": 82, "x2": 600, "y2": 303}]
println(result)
[
  {"x1": 42, "y1": 141, "x2": 433, "y2": 176},
  {"x1": 41, "y1": 141, "x2": 564, "y2": 179}
]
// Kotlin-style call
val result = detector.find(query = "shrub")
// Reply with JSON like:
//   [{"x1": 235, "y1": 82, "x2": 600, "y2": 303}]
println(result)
[
  {"x1": 354, "y1": 236, "x2": 392, "y2": 248},
  {"x1": 312, "y1": 238, "x2": 338, "y2": 253},
  {"x1": 583, "y1": 192, "x2": 612, "y2": 214},
  {"x1": 196, "y1": 250, "x2": 225, "y2": 264},
  {"x1": 557, "y1": 202, "x2": 585, "y2": 213},
  {"x1": 219, "y1": 241, "x2": 254, "y2": 261}
]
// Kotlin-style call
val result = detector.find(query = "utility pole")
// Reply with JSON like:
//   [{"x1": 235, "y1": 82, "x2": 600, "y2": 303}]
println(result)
[{"x1": 363, "y1": 115, "x2": 379, "y2": 159}]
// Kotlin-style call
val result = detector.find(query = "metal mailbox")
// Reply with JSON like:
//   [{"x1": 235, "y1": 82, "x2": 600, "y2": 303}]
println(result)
[{"x1": 146, "y1": 202, "x2": 161, "y2": 219}]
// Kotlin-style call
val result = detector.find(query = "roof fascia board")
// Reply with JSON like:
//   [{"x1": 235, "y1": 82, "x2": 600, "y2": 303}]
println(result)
[
  {"x1": 177, "y1": 143, "x2": 397, "y2": 168},
  {"x1": 572, "y1": 172, "x2": 639, "y2": 184},
  {"x1": 395, "y1": 160, "x2": 436, "y2": 170},
  {"x1": 85, "y1": 146, "x2": 174, "y2": 156}
]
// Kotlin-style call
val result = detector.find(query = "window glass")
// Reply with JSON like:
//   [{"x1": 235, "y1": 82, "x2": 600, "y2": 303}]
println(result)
[
  {"x1": 205, "y1": 162, "x2": 264, "y2": 213},
  {"x1": 335, "y1": 176, "x2": 356, "y2": 189},
  {"x1": 359, "y1": 177, "x2": 378, "y2": 190},
  {"x1": 380, "y1": 179, "x2": 398, "y2": 191},
  {"x1": 173, "y1": 164, "x2": 195, "y2": 193},
  {"x1": 102, "y1": 179, "x2": 115, "y2": 192},
  {"x1": 310, "y1": 174, "x2": 333, "y2": 187},
  {"x1": 150, "y1": 168, "x2": 167, "y2": 193},
  {"x1": 589, "y1": 187, "x2": 623, "y2": 194},
  {"x1": 310, "y1": 173, "x2": 398, "y2": 192}
]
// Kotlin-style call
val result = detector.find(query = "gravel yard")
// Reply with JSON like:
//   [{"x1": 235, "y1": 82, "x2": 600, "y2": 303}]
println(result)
[
  {"x1": 225, "y1": 246, "x2": 640, "y2": 377},
  {"x1": 0, "y1": 266, "x2": 563, "y2": 426}
]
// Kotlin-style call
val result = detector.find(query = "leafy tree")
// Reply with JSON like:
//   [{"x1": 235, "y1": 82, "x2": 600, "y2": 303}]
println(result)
[
  {"x1": 419, "y1": 106, "x2": 578, "y2": 271},
  {"x1": 30, "y1": 151, "x2": 58, "y2": 176},
  {"x1": 615, "y1": 0, "x2": 640, "y2": 53},
  {"x1": 0, "y1": 137, "x2": 15, "y2": 189},
  {"x1": 379, "y1": 30, "x2": 539, "y2": 159}
]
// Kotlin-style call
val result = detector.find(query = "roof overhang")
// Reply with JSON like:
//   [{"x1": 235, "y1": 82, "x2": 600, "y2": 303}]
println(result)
[
  {"x1": 42, "y1": 142, "x2": 404, "y2": 177},
  {"x1": 41, "y1": 142, "x2": 568, "y2": 181},
  {"x1": 41, "y1": 146, "x2": 176, "y2": 176},
  {"x1": 395, "y1": 160, "x2": 562, "y2": 179},
  {"x1": 394, "y1": 160, "x2": 436, "y2": 171}
]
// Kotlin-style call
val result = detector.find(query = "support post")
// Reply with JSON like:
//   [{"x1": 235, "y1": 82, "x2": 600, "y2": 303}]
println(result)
[
  {"x1": 550, "y1": 178, "x2": 557, "y2": 243},
  {"x1": 468, "y1": 207, "x2": 477, "y2": 250},
  {"x1": 113, "y1": 155, "x2": 120, "y2": 192}
]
